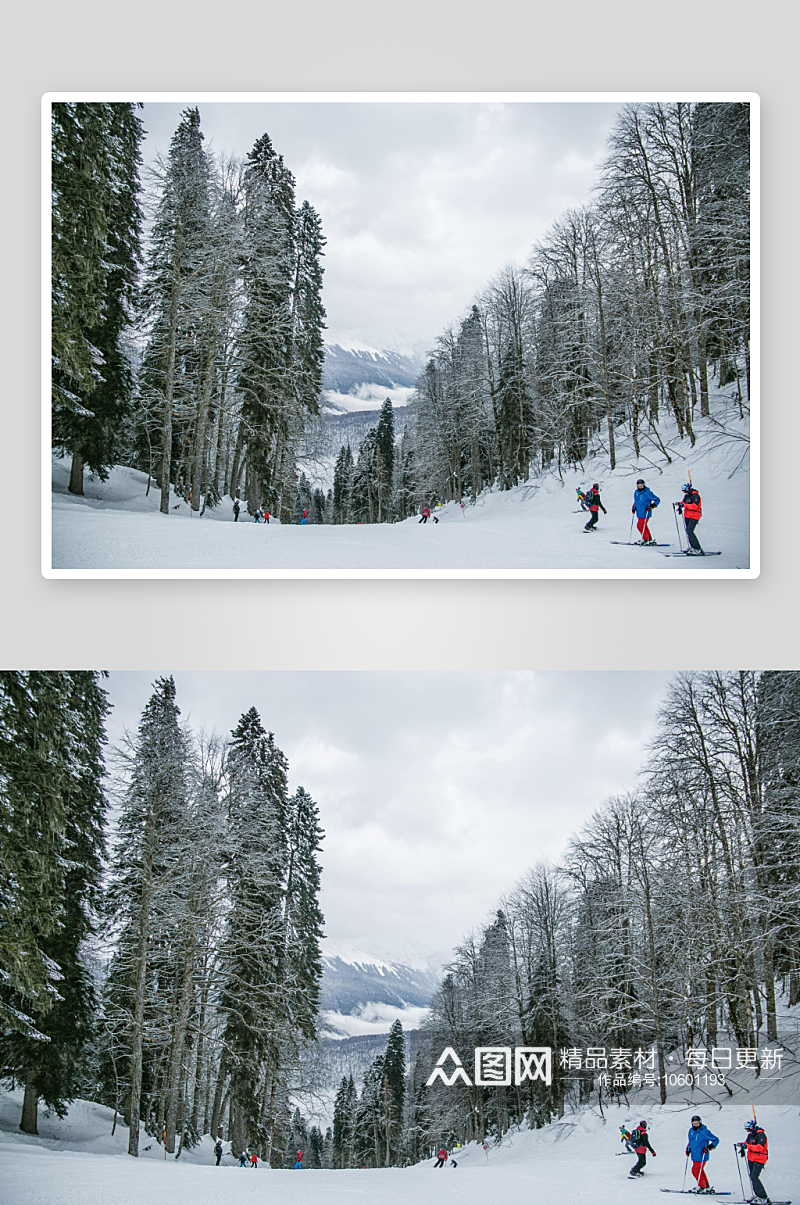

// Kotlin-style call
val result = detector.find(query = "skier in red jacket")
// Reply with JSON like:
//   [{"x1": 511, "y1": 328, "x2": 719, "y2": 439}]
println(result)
[
  {"x1": 675, "y1": 483, "x2": 704, "y2": 553},
  {"x1": 583, "y1": 484, "x2": 607, "y2": 532},
  {"x1": 434, "y1": 1147, "x2": 448, "y2": 1168},
  {"x1": 737, "y1": 1120, "x2": 769, "y2": 1202},
  {"x1": 623, "y1": 1120, "x2": 656, "y2": 1178}
]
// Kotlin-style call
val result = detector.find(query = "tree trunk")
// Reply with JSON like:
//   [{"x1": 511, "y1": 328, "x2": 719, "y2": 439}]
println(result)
[
  {"x1": 68, "y1": 447, "x2": 85, "y2": 496},
  {"x1": 159, "y1": 262, "x2": 182, "y2": 515},
  {"x1": 127, "y1": 828, "x2": 155, "y2": 1156},
  {"x1": 20, "y1": 1070, "x2": 39, "y2": 1135},
  {"x1": 210, "y1": 1057, "x2": 227, "y2": 1140},
  {"x1": 164, "y1": 943, "x2": 196, "y2": 1153}
]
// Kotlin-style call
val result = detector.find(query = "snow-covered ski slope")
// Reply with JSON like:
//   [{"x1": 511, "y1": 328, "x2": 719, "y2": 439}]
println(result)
[
  {"x1": 1, "y1": 1093, "x2": 794, "y2": 1205},
  {"x1": 47, "y1": 392, "x2": 753, "y2": 577}
]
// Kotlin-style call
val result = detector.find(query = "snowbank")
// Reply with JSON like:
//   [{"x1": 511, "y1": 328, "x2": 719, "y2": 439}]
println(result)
[
  {"x1": 47, "y1": 391, "x2": 753, "y2": 576},
  {"x1": 1, "y1": 1089, "x2": 795, "y2": 1205}
]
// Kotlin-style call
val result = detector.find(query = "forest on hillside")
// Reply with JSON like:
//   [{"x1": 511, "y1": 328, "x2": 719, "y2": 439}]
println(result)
[
  {"x1": 323, "y1": 102, "x2": 751, "y2": 524},
  {"x1": 2, "y1": 670, "x2": 797, "y2": 1167},
  {"x1": 52, "y1": 104, "x2": 326, "y2": 523}
]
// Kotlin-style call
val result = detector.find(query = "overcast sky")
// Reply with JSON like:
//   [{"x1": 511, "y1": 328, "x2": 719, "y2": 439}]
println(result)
[
  {"x1": 139, "y1": 99, "x2": 623, "y2": 351},
  {"x1": 104, "y1": 670, "x2": 673, "y2": 969}
]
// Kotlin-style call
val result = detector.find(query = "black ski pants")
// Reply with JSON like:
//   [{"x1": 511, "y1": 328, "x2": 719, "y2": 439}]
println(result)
[
  {"x1": 435, "y1": 1158, "x2": 446, "y2": 1168},
  {"x1": 419, "y1": 515, "x2": 428, "y2": 523},
  {"x1": 215, "y1": 1153, "x2": 222, "y2": 1165},
  {"x1": 585, "y1": 510, "x2": 599, "y2": 530},
  {"x1": 747, "y1": 1161, "x2": 767, "y2": 1200},
  {"x1": 684, "y1": 517, "x2": 702, "y2": 550},
  {"x1": 630, "y1": 1153, "x2": 647, "y2": 1175}
]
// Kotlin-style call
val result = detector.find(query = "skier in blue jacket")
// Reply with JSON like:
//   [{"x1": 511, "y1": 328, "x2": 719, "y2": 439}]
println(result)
[
  {"x1": 686, "y1": 1115, "x2": 719, "y2": 1194},
  {"x1": 632, "y1": 479, "x2": 660, "y2": 544}
]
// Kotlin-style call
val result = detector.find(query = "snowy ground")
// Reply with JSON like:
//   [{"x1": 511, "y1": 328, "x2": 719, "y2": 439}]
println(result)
[
  {"x1": 1, "y1": 1092, "x2": 795, "y2": 1205},
  {"x1": 48, "y1": 395, "x2": 754, "y2": 577}
]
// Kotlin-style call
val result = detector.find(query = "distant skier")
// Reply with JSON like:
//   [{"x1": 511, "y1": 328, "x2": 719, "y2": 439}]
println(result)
[
  {"x1": 583, "y1": 483, "x2": 607, "y2": 532},
  {"x1": 632, "y1": 479, "x2": 660, "y2": 543},
  {"x1": 294, "y1": 1151, "x2": 303, "y2": 1169},
  {"x1": 737, "y1": 1119, "x2": 770, "y2": 1202},
  {"x1": 577, "y1": 487, "x2": 590, "y2": 512},
  {"x1": 264, "y1": 510, "x2": 270, "y2": 524},
  {"x1": 624, "y1": 1120, "x2": 656, "y2": 1178},
  {"x1": 434, "y1": 1147, "x2": 448, "y2": 1168},
  {"x1": 254, "y1": 509, "x2": 262, "y2": 523},
  {"x1": 214, "y1": 1139, "x2": 223, "y2": 1165},
  {"x1": 238, "y1": 1151, "x2": 248, "y2": 1167},
  {"x1": 419, "y1": 506, "x2": 437, "y2": 524},
  {"x1": 250, "y1": 1150, "x2": 258, "y2": 1168},
  {"x1": 675, "y1": 483, "x2": 704, "y2": 554},
  {"x1": 686, "y1": 1115, "x2": 718, "y2": 1194},
  {"x1": 301, "y1": 508, "x2": 308, "y2": 525},
  {"x1": 620, "y1": 1125, "x2": 636, "y2": 1154},
  {"x1": 233, "y1": 498, "x2": 240, "y2": 522}
]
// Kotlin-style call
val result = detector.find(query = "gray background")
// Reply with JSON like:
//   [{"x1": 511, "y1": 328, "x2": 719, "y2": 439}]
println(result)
[{"x1": 1, "y1": 1, "x2": 795, "y2": 670}]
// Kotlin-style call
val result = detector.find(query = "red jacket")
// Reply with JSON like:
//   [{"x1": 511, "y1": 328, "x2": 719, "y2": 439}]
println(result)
[
  {"x1": 438, "y1": 1149, "x2": 448, "y2": 1159},
  {"x1": 745, "y1": 1129, "x2": 768, "y2": 1164},
  {"x1": 680, "y1": 489, "x2": 702, "y2": 520}
]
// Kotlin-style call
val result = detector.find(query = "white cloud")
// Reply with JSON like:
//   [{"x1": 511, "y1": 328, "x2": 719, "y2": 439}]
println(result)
[
  {"x1": 105, "y1": 671, "x2": 673, "y2": 964},
  {"x1": 139, "y1": 100, "x2": 624, "y2": 347}
]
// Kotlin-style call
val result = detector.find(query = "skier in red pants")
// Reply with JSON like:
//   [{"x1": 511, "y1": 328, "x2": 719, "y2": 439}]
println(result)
[
  {"x1": 686, "y1": 1115, "x2": 719, "y2": 1193},
  {"x1": 632, "y1": 479, "x2": 660, "y2": 544}
]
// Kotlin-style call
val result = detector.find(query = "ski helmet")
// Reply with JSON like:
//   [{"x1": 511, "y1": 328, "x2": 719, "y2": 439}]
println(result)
[
  {"x1": 745, "y1": 1120, "x2": 757, "y2": 1131},
  {"x1": 592, "y1": 483, "x2": 599, "y2": 490},
  {"x1": 636, "y1": 479, "x2": 645, "y2": 486},
  {"x1": 682, "y1": 483, "x2": 692, "y2": 492},
  {"x1": 638, "y1": 1120, "x2": 647, "y2": 1129},
  {"x1": 691, "y1": 1116, "x2": 702, "y2": 1124}
]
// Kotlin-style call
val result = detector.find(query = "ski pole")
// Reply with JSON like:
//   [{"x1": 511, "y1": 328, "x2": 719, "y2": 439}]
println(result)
[
  {"x1": 682, "y1": 1153, "x2": 689, "y2": 1192},
  {"x1": 734, "y1": 1144, "x2": 746, "y2": 1202},
  {"x1": 629, "y1": 512, "x2": 636, "y2": 543},
  {"x1": 673, "y1": 503, "x2": 685, "y2": 552}
]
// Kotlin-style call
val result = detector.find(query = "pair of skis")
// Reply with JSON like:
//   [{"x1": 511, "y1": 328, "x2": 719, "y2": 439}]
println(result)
[
  {"x1": 660, "y1": 1193, "x2": 789, "y2": 1204},
  {"x1": 610, "y1": 540, "x2": 723, "y2": 557}
]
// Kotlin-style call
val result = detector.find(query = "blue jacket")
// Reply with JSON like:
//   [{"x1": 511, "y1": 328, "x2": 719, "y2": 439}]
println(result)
[
  {"x1": 687, "y1": 1124, "x2": 719, "y2": 1162},
  {"x1": 633, "y1": 487, "x2": 660, "y2": 518}
]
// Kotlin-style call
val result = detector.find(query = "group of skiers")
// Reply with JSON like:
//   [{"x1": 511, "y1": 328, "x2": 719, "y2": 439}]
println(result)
[
  {"x1": 621, "y1": 1115, "x2": 775, "y2": 1203},
  {"x1": 433, "y1": 1146, "x2": 458, "y2": 1168},
  {"x1": 213, "y1": 1141, "x2": 304, "y2": 1169},
  {"x1": 232, "y1": 497, "x2": 271, "y2": 523},
  {"x1": 578, "y1": 478, "x2": 707, "y2": 554}
]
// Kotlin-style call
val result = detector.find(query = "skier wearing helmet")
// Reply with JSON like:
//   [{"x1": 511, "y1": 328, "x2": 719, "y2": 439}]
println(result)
[
  {"x1": 676, "y1": 483, "x2": 704, "y2": 553},
  {"x1": 737, "y1": 1119, "x2": 770, "y2": 1203},
  {"x1": 583, "y1": 483, "x2": 607, "y2": 532},
  {"x1": 632, "y1": 479, "x2": 660, "y2": 544},
  {"x1": 686, "y1": 1115, "x2": 719, "y2": 1194},
  {"x1": 622, "y1": 1120, "x2": 656, "y2": 1178}
]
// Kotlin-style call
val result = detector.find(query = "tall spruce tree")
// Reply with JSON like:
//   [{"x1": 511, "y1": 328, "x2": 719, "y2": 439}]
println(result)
[
  {"x1": 104, "y1": 676, "x2": 191, "y2": 1156},
  {"x1": 219, "y1": 708, "x2": 288, "y2": 1156},
  {"x1": 375, "y1": 398, "x2": 395, "y2": 522},
  {"x1": 139, "y1": 108, "x2": 212, "y2": 515},
  {"x1": 381, "y1": 1019, "x2": 406, "y2": 1165},
  {"x1": 0, "y1": 673, "x2": 109, "y2": 1134},
  {"x1": 280, "y1": 788, "x2": 324, "y2": 1040},
  {"x1": 238, "y1": 135, "x2": 296, "y2": 517},
  {"x1": 51, "y1": 103, "x2": 144, "y2": 493}
]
